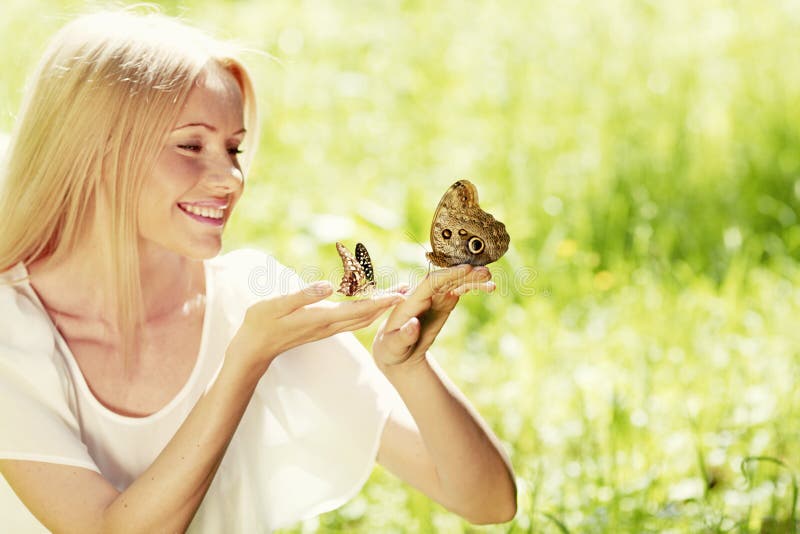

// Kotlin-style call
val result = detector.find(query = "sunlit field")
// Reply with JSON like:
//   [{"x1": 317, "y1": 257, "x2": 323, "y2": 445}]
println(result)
[{"x1": 3, "y1": 1, "x2": 800, "y2": 532}]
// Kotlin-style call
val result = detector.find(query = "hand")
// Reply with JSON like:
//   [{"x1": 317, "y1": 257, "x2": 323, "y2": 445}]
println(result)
[
  {"x1": 372, "y1": 264, "x2": 495, "y2": 370},
  {"x1": 228, "y1": 281, "x2": 404, "y2": 372}
]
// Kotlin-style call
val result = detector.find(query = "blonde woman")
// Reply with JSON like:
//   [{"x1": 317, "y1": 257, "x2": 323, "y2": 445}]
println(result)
[{"x1": 0, "y1": 10, "x2": 516, "y2": 533}]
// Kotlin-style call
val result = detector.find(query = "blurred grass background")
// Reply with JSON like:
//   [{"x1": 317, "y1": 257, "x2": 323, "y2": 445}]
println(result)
[{"x1": 4, "y1": 0, "x2": 800, "y2": 532}]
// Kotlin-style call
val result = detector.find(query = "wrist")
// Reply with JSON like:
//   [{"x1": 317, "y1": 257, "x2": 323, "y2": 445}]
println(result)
[
  {"x1": 223, "y1": 342, "x2": 274, "y2": 384},
  {"x1": 227, "y1": 330, "x2": 279, "y2": 371},
  {"x1": 377, "y1": 351, "x2": 431, "y2": 382}
]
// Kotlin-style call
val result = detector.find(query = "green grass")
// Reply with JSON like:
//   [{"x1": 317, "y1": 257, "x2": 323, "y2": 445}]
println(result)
[{"x1": 3, "y1": 0, "x2": 800, "y2": 532}]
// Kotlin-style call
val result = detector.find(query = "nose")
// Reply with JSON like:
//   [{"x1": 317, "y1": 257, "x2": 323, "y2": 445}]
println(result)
[{"x1": 205, "y1": 156, "x2": 244, "y2": 193}]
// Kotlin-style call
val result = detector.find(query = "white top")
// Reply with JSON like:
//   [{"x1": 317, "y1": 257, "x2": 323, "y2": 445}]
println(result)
[{"x1": 0, "y1": 249, "x2": 400, "y2": 533}]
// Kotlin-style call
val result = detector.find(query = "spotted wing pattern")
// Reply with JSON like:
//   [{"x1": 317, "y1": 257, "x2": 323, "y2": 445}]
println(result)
[
  {"x1": 336, "y1": 242, "x2": 376, "y2": 296},
  {"x1": 355, "y1": 243, "x2": 374, "y2": 283},
  {"x1": 426, "y1": 180, "x2": 510, "y2": 267}
]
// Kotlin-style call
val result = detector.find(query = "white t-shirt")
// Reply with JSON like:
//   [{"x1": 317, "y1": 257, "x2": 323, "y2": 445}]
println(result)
[{"x1": 0, "y1": 249, "x2": 399, "y2": 532}]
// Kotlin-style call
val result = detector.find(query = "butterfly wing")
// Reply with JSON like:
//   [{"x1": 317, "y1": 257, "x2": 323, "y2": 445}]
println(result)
[
  {"x1": 428, "y1": 180, "x2": 479, "y2": 247},
  {"x1": 428, "y1": 181, "x2": 475, "y2": 266},
  {"x1": 427, "y1": 180, "x2": 509, "y2": 267},
  {"x1": 336, "y1": 242, "x2": 375, "y2": 296},
  {"x1": 355, "y1": 243, "x2": 375, "y2": 283}
]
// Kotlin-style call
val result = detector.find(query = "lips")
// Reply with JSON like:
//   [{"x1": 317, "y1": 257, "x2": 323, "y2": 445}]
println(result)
[{"x1": 177, "y1": 201, "x2": 227, "y2": 226}]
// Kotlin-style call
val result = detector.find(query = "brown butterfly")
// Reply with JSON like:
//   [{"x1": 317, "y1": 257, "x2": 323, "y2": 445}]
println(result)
[
  {"x1": 336, "y1": 242, "x2": 376, "y2": 296},
  {"x1": 426, "y1": 180, "x2": 510, "y2": 267}
]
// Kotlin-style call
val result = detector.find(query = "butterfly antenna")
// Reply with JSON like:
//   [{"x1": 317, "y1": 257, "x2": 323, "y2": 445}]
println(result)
[
  {"x1": 405, "y1": 230, "x2": 428, "y2": 253},
  {"x1": 405, "y1": 230, "x2": 435, "y2": 274}
]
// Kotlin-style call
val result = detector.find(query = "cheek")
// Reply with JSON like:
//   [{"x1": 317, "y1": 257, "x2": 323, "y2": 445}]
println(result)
[
  {"x1": 228, "y1": 183, "x2": 244, "y2": 210},
  {"x1": 149, "y1": 152, "x2": 204, "y2": 198}
]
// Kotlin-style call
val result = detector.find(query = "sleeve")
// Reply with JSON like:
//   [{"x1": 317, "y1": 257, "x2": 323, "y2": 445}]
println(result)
[
  {"x1": 0, "y1": 286, "x2": 98, "y2": 472},
  {"x1": 189, "y1": 249, "x2": 402, "y2": 533}
]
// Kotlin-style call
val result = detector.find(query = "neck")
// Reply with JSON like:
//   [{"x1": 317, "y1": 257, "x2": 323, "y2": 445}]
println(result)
[{"x1": 27, "y1": 231, "x2": 204, "y2": 325}]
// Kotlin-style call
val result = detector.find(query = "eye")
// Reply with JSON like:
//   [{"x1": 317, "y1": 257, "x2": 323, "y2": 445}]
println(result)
[
  {"x1": 228, "y1": 147, "x2": 243, "y2": 156},
  {"x1": 178, "y1": 144, "x2": 202, "y2": 152},
  {"x1": 467, "y1": 237, "x2": 485, "y2": 254}
]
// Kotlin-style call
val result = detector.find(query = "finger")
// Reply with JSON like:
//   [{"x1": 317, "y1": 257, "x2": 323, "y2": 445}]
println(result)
[
  {"x1": 401, "y1": 306, "x2": 459, "y2": 360},
  {"x1": 383, "y1": 293, "x2": 432, "y2": 332},
  {"x1": 381, "y1": 268, "x2": 486, "y2": 330},
  {"x1": 426, "y1": 269, "x2": 490, "y2": 305},
  {"x1": 415, "y1": 313, "x2": 448, "y2": 347},
  {"x1": 377, "y1": 317, "x2": 420, "y2": 356},
  {"x1": 378, "y1": 283, "x2": 411, "y2": 295},
  {"x1": 451, "y1": 280, "x2": 496, "y2": 297},
  {"x1": 310, "y1": 293, "x2": 404, "y2": 324},
  {"x1": 338, "y1": 301, "x2": 394, "y2": 329},
  {"x1": 449, "y1": 267, "x2": 492, "y2": 288},
  {"x1": 413, "y1": 265, "x2": 492, "y2": 300},
  {"x1": 275, "y1": 281, "x2": 334, "y2": 316},
  {"x1": 419, "y1": 264, "x2": 473, "y2": 298},
  {"x1": 331, "y1": 305, "x2": 395, "y2": 334}
]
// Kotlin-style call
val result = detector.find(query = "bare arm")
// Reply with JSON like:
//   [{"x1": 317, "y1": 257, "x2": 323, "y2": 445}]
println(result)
[
  {"x1": 1, "y1": 283, "x2": 402, "y2": 533},
  {"x1": 2, "y1": 357, "x2": 262, "y2": 533},
  {"x1": 373, "y1": 265, "x2": 517, "y2": 524}
]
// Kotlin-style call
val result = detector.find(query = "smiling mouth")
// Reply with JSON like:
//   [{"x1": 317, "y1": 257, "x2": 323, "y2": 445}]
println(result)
[{"x1": 177, "y1": 202, "x2": 226, "y2": 226}]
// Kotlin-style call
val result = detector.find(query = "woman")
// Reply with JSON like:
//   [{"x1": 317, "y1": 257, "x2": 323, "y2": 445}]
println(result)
[{"x1": 0, "y1": 10, "x2": 516, "y2": 532}]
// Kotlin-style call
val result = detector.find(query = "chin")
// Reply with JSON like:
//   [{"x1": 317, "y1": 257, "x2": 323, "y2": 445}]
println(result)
[
  {"x1": 165, "y1": 233, "x2": 224, "y2": 261},
  {"x1": 139, "y1": 230, "x2": 224, "y2": 262},
  {"x1": 183, "y1": 241, "x2": 223, "y2": 260}
]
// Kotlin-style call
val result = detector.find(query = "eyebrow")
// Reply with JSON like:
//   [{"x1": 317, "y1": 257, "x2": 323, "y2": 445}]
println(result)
[{"x1": 173, "y1": 122, "x2": 247, "y2": 135}]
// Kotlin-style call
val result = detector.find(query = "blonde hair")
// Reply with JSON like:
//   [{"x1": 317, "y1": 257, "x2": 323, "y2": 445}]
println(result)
[{"x1": 0, "y1": 10, "x2": 259, "y2": 366}]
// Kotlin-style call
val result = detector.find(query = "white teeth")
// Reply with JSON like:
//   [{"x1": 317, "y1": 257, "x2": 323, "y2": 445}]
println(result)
[{"x1": 181, "y1": 204, "x2": 224, "y2": 219}]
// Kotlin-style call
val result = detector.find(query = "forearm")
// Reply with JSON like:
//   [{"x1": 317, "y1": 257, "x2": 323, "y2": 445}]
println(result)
[
  {"x1": 380, "y1": 353, "x2": 516, "y2": 523},
  {"x1": 103, "y1": 355, "x2": 266, "y2": 533}
]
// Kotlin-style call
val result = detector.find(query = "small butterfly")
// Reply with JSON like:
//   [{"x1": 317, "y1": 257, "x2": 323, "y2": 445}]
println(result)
[{"x1": 336, "y1": 242, "x2": 376, "y2": 297}]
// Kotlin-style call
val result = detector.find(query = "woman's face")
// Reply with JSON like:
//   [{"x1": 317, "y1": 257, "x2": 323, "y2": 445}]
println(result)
[{"x1": 138, "y1": 64, "x2": 246, "y2": 260}]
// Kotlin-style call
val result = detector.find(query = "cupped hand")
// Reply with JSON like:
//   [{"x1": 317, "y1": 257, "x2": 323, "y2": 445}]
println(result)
[
  {"x1": 372, "y1": 264, "x2": 495, "y2": 370},
  {"x1": 228, "y1": 281, "x2": 405, "y2": 372}
]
